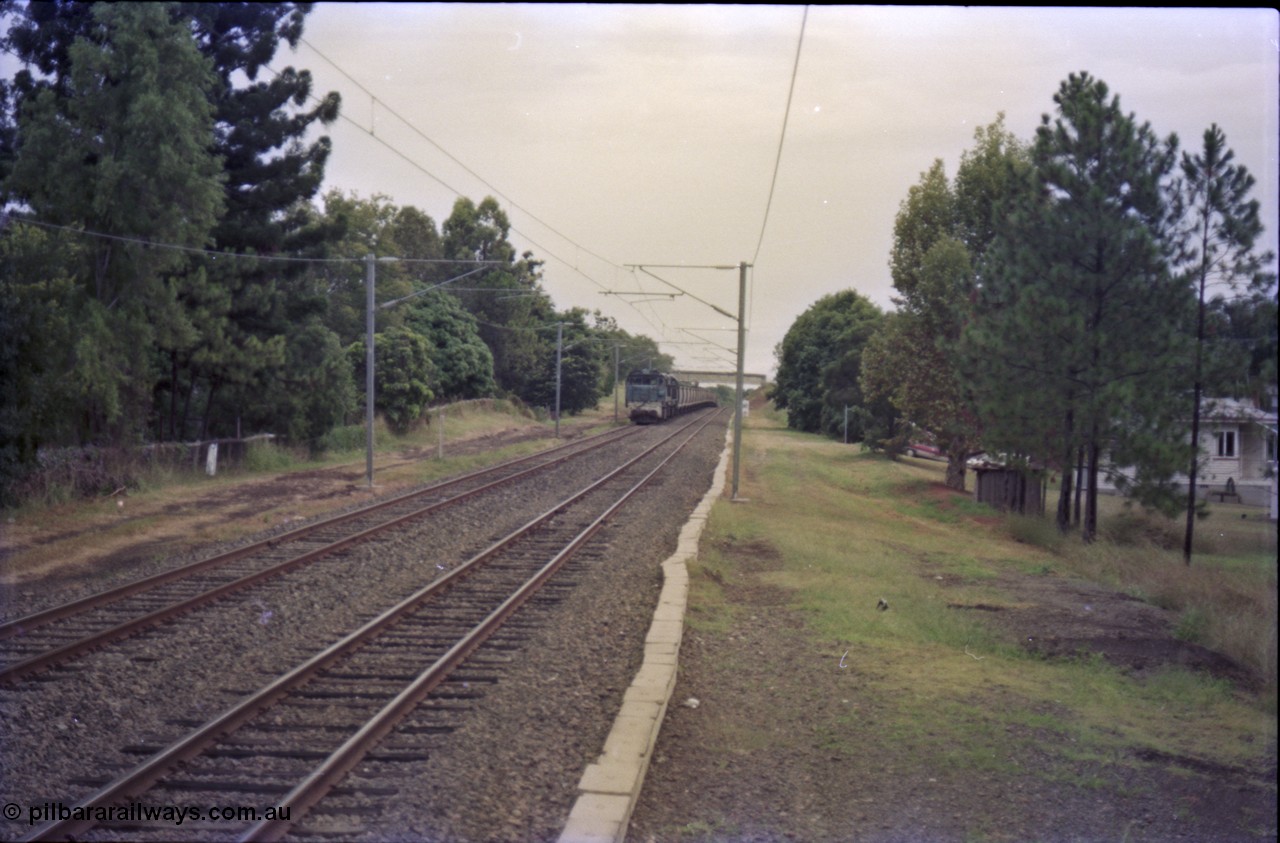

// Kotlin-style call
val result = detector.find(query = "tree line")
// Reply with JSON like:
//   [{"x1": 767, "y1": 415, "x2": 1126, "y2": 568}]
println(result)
[
  {"x1": 0, "y1": 2, "x2": 675, "y2": 504},
  {"x1": 773, "y1": 72, "x2": 1276, "y2": 549}
]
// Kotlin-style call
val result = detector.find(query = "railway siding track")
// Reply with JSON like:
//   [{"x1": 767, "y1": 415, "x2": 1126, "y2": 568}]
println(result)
[
  {"x1": 20, "y1": 410, "x2": 724, "y2": 842},
  {"x1": 0, "y1": 426, "x2": 642, "y2": 684}
]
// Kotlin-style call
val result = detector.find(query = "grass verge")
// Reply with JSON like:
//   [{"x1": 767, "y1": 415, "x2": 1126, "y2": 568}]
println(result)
[{"x1": 688, "y1": 402, "x2": 1275, "y2": 804}]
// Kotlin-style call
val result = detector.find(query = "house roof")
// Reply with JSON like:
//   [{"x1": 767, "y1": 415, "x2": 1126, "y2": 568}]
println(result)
[{"x1": 1202, "y1": 397, "x2": 1278, "y2": 426}]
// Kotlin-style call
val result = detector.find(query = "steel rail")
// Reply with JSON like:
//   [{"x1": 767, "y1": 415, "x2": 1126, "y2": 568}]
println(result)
[
  {"x1": 0, "y1": 425, "x2": 639, "y2": 684},
  {"x1": 21, "y1": 409, "x2": 722, "y2": 843},
  {"x1": 240, "y1": 408, "x2": 724, "y2": 842},
  {"x1": 0, "y1": 425, "x2": 636, "y2": 643}
]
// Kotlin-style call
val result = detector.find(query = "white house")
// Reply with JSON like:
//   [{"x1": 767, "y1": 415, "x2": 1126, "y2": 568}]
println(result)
[
  {"x1": 1192, "y1": 397, "x2": 1277, "y2": 509},
  {"x1": 1100, "y1": 396, "x2": 1278, "y2": 513}
]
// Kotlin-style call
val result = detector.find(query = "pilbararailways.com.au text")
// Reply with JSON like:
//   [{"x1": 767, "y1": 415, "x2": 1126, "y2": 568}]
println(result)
[{"x1": 10, "y1": 801, "x2": 291, "y2": 827}]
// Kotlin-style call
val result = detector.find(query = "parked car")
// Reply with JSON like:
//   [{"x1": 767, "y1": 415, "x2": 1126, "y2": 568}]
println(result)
[{"x1": 906, "y1": 442, "x2": 944, "y2": 461}]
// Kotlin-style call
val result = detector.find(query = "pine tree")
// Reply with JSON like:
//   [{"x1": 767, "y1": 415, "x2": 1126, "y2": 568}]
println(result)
[
  {"x1": 966, "y1": 73, "x2": 1191, "y2": 541},
  {"x1": 6, "y1": 2, "x2": 225, "y2": 444},
  {"x1": 182, "y1": 3, "x2": 341, "y2": 439},
  {"x1": 1177, "y1": 124, "x2": 1275, "y2": 563},
  {"x1": 2, "y1": 2, "x2": 343, "y2": 443}
]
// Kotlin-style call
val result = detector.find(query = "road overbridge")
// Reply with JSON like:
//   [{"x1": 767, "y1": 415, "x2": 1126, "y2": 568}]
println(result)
[{"x1": 671, "y1": 369, "x2": 767, "y2": 388}]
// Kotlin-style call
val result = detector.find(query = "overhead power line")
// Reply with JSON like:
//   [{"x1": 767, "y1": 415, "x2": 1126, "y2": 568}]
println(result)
[
  {"x1": 6, "y1": 215, "x2": 500, "y2": 266},
  {"x1": 262, "y1": 42, "x2": 676, "y2": 342},
  {"x1": 750, "y1": 5, "x2": 808, "y2": 266},
  {"x1": 298, "y1": 36, "x2": 623, "y2": 274},
  {"x1": 3, "y1": 16, "x2": 740, "y2": 365}
]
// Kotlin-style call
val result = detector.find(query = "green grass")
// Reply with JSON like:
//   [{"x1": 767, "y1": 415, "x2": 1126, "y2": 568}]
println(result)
[
  {"x1": 688, "y1": 402, "x2": 1276, "y2": 799},
  {"x1": 239, "y1": 439, "x2": 299, "y2": 473}
]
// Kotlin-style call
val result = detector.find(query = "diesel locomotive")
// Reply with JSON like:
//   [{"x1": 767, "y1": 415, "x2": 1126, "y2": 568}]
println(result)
[{"x1": 624, "y1": 369, "x2": 718, "y2": 424}]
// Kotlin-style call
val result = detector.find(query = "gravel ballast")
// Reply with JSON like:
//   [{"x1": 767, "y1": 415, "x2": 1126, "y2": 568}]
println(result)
[{"x1": 0, "y1": 412, "x2": 729, "y2": 842}]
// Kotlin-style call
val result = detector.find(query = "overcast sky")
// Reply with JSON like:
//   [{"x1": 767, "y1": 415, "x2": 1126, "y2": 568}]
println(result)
[{"x1": 16, "y1": 4, "x2": 1280, "y2": 378}]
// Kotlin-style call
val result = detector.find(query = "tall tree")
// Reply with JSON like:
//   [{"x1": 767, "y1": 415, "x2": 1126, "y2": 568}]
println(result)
[
  {"x1": 183, "y1": 2, "x2": 340, "y2": 254},
  {"x1": 1176, "y1": 124, "x2": 1275, "y2": 563},
  {"x1": 3, "y1": 2, "x2": 343, "y2": 445},
  {"x1": 964, "y1": 73, "x2": 1190, "y2": 541},
  {"x1": 524, "y1": 309, "x2": 608, "y2": 416},
  {"x1": 772, "y1": 290, "x2": 883, "y2": 437},
  {"x1": 0, "y1": 222, "x2": 83, "y2": 501},
  {"x1": 441, "y1": 196, "x2": 555, "y2": 402},
  {"x1": 312, "y1": 190, "x2": 416, "y2": 344},
  {"x1": 272, "y1": 318, "x2": 356, "y2": 448},
  {"x1": 1208, "y1": 292, "x2": 1278, "y2": 403},
  {"x1": 863, "y1": 236, "x2": 978, "y2": 486},
  {"x1": 5, "y1": 1, "x2": 225, "y2": 444},
  {"x1": 3, "y1": 1, "x2": 339, "y2": 275},
  {"x1": 863, "y1": 117, "x2": 1027, "y2": 489},
  {"x1": 403, "y1": 290, "x2": 497, "y2": 401},
  {"x1": 184, "y1": 3, "x2": 341, "y2": 438}
]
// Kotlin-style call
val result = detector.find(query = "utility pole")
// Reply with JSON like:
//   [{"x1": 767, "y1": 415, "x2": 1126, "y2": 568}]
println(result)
[
  {"x1": 363, "y1": 256, "x2": 493, "y2": 488},
  {"x1": 365, "y1": 254, "x2": 376, "y2": 488},
  {"x1": 731, "y1": 261, "x2": 747, "y2": 501},
  {"x1": 554, "y1": 322, "x2": 563, "y2": 438},
  {"x1": 621, "y1": 261, "x2": 750, "y2": 500}
]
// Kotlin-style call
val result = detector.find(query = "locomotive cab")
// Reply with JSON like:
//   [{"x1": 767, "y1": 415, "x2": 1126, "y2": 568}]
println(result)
[
  {"x1": 625, "y1": 369, "x2": 676, "y2": 424},
  {"x1": 625, "y1": 368, "x2": 718, "y2": 424}
]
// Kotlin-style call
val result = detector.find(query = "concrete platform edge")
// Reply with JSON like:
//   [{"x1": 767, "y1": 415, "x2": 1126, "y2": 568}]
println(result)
[{"x1": 557, "y1": 423, "x2": 734, "y2": 843}]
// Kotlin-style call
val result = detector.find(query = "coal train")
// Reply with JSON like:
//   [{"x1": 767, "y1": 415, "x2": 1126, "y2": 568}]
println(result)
[{"x1": 624, "y1": 369, "x2": 718, "y2": 424}]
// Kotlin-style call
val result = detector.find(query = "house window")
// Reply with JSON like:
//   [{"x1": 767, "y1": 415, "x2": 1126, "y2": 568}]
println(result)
[{"x1": 1216, "y1": 430, "x2": 1236, "y2": 458}]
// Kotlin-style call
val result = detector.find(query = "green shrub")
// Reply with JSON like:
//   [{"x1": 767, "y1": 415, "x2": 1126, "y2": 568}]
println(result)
[
  {"x1": 317, "y1": 423, "x2": 365, "y2": 454},
  {"x1": 240, "y1": 440, "x2": 297, "y2": 473},
  {"x1": 1174, "y1": 606, "x2": 1210, "y2": 643}
]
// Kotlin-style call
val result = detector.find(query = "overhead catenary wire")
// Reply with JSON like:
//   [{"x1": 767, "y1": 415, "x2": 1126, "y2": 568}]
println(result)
[
  {"x1": 5, "y1": 13, "x2": 780, "y2": 369},
  {"x1": 256, "y1": 55, "x2": 676, "y2": 348},
  {"x1": 4, "y1": 215, "x2": 501, "y2": 266},
  {"x1": 285, "y1": 28, "x2": 770, "y2": 366},
  {"x1": 218, "y1": 19, "x2": 761, "y2": 367},
  {"x1": 750, "y1": 4, "x2": 808, "y2": 268},
  {"x1": 261, "y1": 45, "x2": 621, "y2": 288},
  {"x1": 297, "y1": 36, "x2": 623, "y2": 275},
  {"x1": 5, "y1": 26, "x2": 613, "y2": 286}
]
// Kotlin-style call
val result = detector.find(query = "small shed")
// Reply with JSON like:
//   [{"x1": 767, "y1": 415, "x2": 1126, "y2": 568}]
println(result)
[{"x1": 973, "y1": 465, "x2": 1045, "y2": 515}]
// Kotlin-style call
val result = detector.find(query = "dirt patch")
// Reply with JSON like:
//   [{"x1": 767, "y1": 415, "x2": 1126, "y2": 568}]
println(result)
[
  {"x1": 709, "y1": 535, "x2": 783, "y2": 574},
  {"x1": 945, "y1": 573, "x2": 1258, "y2": 689}
]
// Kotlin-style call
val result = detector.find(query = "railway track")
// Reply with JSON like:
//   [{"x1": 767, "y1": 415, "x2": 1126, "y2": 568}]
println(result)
[
  {"x1": 0, "y1": 425, "x2": 641, "y2": 684},
  {"x1": 20, "y1": 409, "x2": 724, "y2": 842}
]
